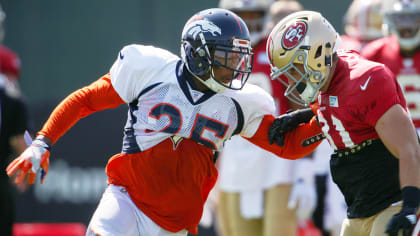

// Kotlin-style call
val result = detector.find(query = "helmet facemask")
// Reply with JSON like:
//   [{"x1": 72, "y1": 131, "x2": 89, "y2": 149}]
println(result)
[
  {"x1": 267, "y1": 11, "x2": 339, "y2": 106},
  {"x1": 271, "y1": 49, "x2": 331, "y2": 106}
]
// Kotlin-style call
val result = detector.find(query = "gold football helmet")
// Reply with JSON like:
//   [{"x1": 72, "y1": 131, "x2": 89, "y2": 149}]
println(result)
[
  {"x1": 266, "y1": 11, "x2": 341, "y2": 106},
  {"x1": 344, "y1": 0, "x2": 384, "y2": 41}
]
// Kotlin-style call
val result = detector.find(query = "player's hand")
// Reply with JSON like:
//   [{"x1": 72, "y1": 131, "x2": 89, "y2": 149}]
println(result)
[
  {"x1": 6, "y1": 139, "x2": 50, "y2": 185},
  {"x1": 268, "y1": 108, "x2": 315, "y2": 146},
  {"x1": 386, "y1": 186, "x2": 419, "y2": 236},
  {"x1": 288, "y1": 178, "x2": 317, "y2": 220},
  {"x1": 385, "y1": 206, "x2": 418, "y2": 236}
]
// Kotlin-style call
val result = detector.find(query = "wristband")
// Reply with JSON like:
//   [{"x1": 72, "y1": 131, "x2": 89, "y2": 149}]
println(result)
[
  {"x1": 32, "y1": 139, "x2": 51, "y2": 151},
  {"x1": 402, "y1": 186, "x2": 420, "y2": 210}
]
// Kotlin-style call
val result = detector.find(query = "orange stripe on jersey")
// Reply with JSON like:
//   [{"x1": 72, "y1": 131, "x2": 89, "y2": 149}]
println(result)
[
  {"x1": 245, "y1": 115, "x2": 322, "y2": 160},
  {"x1": 37, "y1": 74, "x2": 125, "y2": 143},
  {"x1": 106, "y1": 138, "x2": 217, "y2": 235}
]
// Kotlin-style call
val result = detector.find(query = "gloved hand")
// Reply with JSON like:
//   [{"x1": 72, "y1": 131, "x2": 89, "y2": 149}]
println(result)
[
  {"x1": 288, "y1": 158, "x2": 317, "y2": 220},
  {"x1": 6, "y1": 139, "x2": 50, "y2": 184},
  {"x1": 386, "y1": 186, "x2": 419, "y2": 236},
  {"x1": 268, "y1": 108, "x2": 315, "y2": 146}
]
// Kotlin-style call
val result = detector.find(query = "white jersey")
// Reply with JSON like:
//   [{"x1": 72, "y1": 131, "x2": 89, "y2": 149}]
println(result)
[{"x1": 110, "y1": 44, "x2": 275, "y2": 153}]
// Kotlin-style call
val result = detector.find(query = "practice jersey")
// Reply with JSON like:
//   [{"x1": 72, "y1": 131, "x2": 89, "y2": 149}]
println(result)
[
  {"x1": 361, "y1": 35, "x2": 420, "y2": 127},
  {"x1": 0, "y1": 45, "x2": 20, "y2": 78},
  {"x1": 111, "y1": 45, "x2": 276, "y2": 152},
  {"x1": 38, "y1": 44, "x2": 322, "y2": 234},
  {"x1": 317, "y1": 50, "x2": 407, "y2": 150}
]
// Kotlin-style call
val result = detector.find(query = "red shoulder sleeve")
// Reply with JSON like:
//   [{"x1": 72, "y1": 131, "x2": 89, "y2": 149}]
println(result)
[
  {"x1": 37, "y1": 74, "x2": 125, "y2": 144},
  {"x1": 244, "y1": 115, "x2": 322, "y2": 160}
]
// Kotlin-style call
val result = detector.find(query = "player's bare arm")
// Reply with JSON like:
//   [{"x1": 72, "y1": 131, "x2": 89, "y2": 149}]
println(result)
[
  {"x1": 375, "y1": 104, "x2": 420, "y2": 235},
  {"x1": 375, "y1": 104, "x2": 420, "y2": 188}
]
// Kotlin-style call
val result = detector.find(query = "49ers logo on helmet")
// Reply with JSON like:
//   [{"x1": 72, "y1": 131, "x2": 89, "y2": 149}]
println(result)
[{"x1": 282, "y1": 22, "x2": 307, "y2": 49}]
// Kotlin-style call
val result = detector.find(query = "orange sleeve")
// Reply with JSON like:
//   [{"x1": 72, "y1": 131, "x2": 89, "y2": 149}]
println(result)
[
  {"x1": 244, "y1": 114, "x2": 323, "y2": 160},
  {"x1": 37, "y1": 74, "x2": 125, "y2": 144},
  {"x1": 309, "y1": 102, "x2": 319, "y2": 114}
]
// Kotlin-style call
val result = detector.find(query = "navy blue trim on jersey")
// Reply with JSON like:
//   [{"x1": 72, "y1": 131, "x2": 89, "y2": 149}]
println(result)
[
  {"x1": 231, "y1": 98, "x2": 244, "y2": 136},
  {"x1": 122, "y1": 82, "x2": 164, "y2": 154},
  {"x1": 176, "y1": 61, "x2": 216, "y2": 105},
  {"x1": 122, "y1": 82, "x2": 162, "y2": 154},
  {"x1": 138, "y1": 82, "x2": 162, "y2": 99},
  {"x1": 122, "y1": 100, "x2": 141, "y2": 154}
]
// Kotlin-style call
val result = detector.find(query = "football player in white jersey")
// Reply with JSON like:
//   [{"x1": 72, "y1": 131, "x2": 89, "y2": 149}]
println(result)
[{"x1": 6, "y1": 8, "x2": 322, "y2": 236}]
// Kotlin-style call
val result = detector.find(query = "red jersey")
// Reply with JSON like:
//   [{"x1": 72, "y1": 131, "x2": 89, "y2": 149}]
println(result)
[
  {"x1": 362, "y1": 35, "x2": 420, "y2": 127},
  {"x1": 317, "y1": 50, "x2": 407, "y2": 150},
  {"x1": 252, "y1": 38, "x2": 290, "y2": 115},
  {"x1": 0, "y1": 45, "x2": 20, "y2": 78}
]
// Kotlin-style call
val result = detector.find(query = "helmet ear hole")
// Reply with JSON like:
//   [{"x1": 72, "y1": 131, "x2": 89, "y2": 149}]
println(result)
[
  {"x1": 182, "y1": 41, "x2": 210, "y2": 76},
  {"x1": 314, "y1": 46, "x2": 322, "y2": 58}
]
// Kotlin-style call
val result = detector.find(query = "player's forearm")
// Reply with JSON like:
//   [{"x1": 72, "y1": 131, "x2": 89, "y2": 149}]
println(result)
[
  {"x1": 245, "y1": 115, "x2": 322, "y2": 160},
  {"x1": 399, "y1": 148, "x2": 420, "y2": 188},
  {"x1": 37, "y1": 75, "x2": 125, "y2": 144}
]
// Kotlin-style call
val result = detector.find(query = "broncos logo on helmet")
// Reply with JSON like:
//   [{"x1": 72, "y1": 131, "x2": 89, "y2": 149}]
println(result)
[{"x1": 184, "y1": 20, "x2": 222, "y2": 40}]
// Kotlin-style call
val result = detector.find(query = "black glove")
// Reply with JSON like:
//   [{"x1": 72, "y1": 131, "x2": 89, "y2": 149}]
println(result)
[
  {"x1": 386, "y1": 186, "x2": 420, "y2": 236},
  {"x1": 268, "y1": 108, "x2": 315, "y2": 146}
]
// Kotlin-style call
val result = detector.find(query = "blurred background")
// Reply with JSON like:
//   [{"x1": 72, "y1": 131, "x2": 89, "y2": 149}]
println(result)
[{"x1": 0, "y1": 0, "x2": 350, "y2": 234}]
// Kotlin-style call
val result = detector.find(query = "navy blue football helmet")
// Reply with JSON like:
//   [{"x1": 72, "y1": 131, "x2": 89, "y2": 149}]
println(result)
[{"x1": 181, "y1": 8, "x2": 253, "y2": 92}]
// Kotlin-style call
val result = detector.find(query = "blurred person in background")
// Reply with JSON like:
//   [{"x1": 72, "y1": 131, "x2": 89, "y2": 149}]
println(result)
[
  {"x1": 0, "y1": 4, "x2": 30, "y2": 236},
  {"x1": 5, "y1": 8, "x2": 324, "y2": 236},
  {"x1": 216, "y1": 1, "x2": 319, "y2": 236},
  {"x1": 362, "y1": 0, "x2": 420, "y2": 131},
  {"x1": 340, "y1": 0, "x2": 384, "y2": 52}
]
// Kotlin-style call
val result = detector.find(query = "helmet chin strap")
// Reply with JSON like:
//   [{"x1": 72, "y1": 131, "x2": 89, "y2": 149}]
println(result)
[
  {"x1": 300, "y1": 83, "x2": 318, "y2": 104},
  {"x1": 191, "y1": 70, "x2": 227, "y2": 93},
  {"x1": 300, "y1": 67, "x2": 331, "y2": 104}
]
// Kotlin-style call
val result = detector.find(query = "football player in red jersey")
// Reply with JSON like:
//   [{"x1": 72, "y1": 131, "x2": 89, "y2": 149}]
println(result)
[
  {"x1": 340, "y1": 0, "x2": 384, "y2": 52},
  {"x1": 267, "y1": 10, "x2": 420, "y2": 236},
  {"x1": 362, "y1": 0, "x2": 420, "y2": 130},
  {"x1": 216, "y1": 1, "x2": 319, "y2": 236},
  {"x1": 5, "y1": 8, "x2": 323, "y2": 236}
]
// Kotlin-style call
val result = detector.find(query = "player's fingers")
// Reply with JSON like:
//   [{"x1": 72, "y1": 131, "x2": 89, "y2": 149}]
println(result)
[
  {"x1": 28, "y1": 171, "x2": 37, "y2": 184},
  {"x1": 40, "y1": 169, "x2": 47, "y2": 184},
  {"x1": 40, "y1": 157, "x2": 49, "y2": 184},
  {"x1": 6, "y1": 158, "x2": 20, "y2": 173},
  {"x1": 15, "y1": 169, "x2": 28, "y2": 185},
  {"x1": 6, "y1": 158, "x2": 24, "y2": 176},
  {"x1": 40, "y1": 156, "x2": 49, "y2": 172},
  {"x1": 276, "y1": 134, "x2": 285, "y2": 147}
]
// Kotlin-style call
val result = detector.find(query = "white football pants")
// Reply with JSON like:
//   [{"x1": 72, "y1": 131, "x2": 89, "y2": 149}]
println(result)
[{"x1": 86, "y1": 184, "x2": 188, "y2": 236}]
